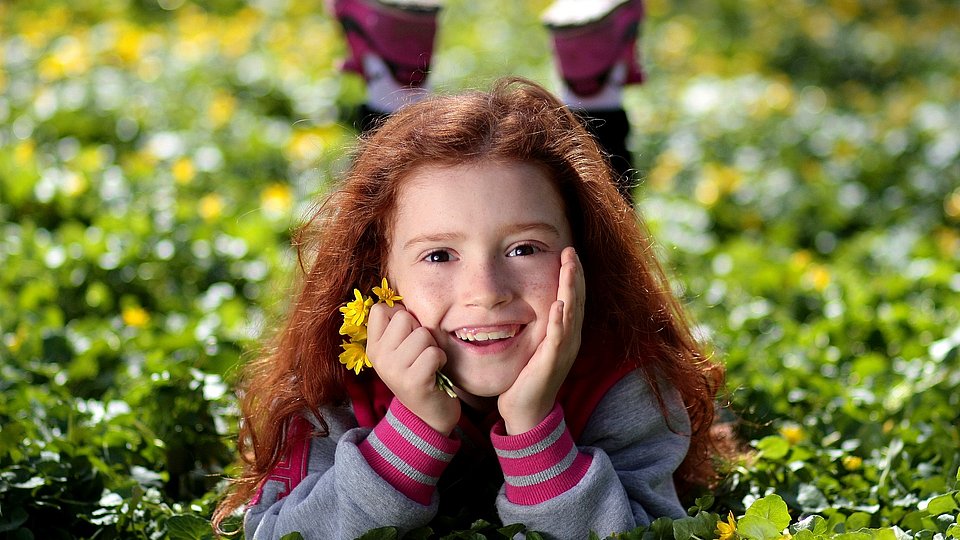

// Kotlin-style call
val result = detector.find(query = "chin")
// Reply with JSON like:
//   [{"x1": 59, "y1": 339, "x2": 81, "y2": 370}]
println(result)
[{"x1": 453, "y1": 374, "x2": 519, "y2": 400}]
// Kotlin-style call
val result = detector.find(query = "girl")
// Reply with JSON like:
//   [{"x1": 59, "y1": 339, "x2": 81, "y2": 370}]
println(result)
[{"x1": 214, "y1": 78, "x2": 725, "y2": 539}]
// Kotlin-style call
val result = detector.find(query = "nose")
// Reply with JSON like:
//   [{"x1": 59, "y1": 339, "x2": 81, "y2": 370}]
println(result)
[{"x1": 461, "y1": 258, "x2": 513, "y2": 309}]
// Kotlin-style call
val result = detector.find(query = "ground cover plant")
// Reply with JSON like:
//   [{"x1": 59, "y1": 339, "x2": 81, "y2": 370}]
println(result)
[{"x1": 0, "y1": 0, "x2": 958, "y2": 538}]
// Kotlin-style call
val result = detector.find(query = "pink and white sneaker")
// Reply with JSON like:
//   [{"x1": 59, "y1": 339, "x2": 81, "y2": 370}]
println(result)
[
  {"x1": 543, "y1": 0, "x2": 646, "y2": 98},
  {"x1": 332, "y1": 0, "x2": 441, "y2": 88}
]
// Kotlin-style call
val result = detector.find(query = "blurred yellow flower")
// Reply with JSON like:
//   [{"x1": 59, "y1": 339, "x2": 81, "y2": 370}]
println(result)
[
  {"x1": 648, "y1": 150, "x2": 683, "y2": 192},
  {"x1": 199, "y1": 193, "x2": 225, "y2": 221},
  {"x1": 122, "y1": 306, "x2": 150, "y2": 328},
  {"x1": 373, "y1": 278, "x2": 403, "y2": 308},
  {"x1": 14, "y1": 141, "x2": 36, "y2": 167},
  {"x1": 38, "y1": 35, "x2": 91, "y2": 81},
  {"x1": 696, "y1": 163, "x2": 742, "y2": 207},
  {"x1": 716, "y1": 512, "x2": 737, "y2": 540},
  {"x1": 208, "y1": 91, "x2": 237, "y2": 128},
  {"x1": 807, "y1": 264, "x2": 831, "y2": 292},
  {"x1": 172, "y1": 157, "x2": 196, "y2": 184},
  {"x1": 339, "y1": 340, "x2": 371, "y2": 375},
  {"x1": 945, "y1": 190, "x2": 960, "y2": 220},
  {"x1": 842, "y1": 456, "x2": 863, "y2": 471},
  {"x1": 261, "y1": 183, "x2": 293, "y2": 218},
  {"x1": 63, "y1": 171, "x2": 88, "y2": 197},
  {"x1": 114, "y1": 22, "x2": 146, "y2": 64},
  {"x1": 780, "y1": 425, "x2": 805, "y2": 445}
]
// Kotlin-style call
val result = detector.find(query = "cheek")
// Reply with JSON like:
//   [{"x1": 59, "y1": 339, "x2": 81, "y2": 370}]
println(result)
[{"x1": 392, "y1": 273, "x2": 448, "y2": 326}]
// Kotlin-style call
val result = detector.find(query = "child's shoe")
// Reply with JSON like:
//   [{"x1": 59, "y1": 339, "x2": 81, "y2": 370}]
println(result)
[
  {"x1": 543, "y1": 0, "x2": 645, "y2": 99},
  {"x1": 332, "y1": 0, "x2": 442, "y2": 89}
]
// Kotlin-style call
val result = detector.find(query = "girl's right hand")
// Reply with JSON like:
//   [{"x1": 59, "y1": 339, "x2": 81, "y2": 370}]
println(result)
[{"x1": 366, "y1": 303, "x2": 461, "y2": 435}]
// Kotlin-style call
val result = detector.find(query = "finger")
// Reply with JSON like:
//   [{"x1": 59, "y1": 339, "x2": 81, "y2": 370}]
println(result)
[
  {"x1": 557, "y1": 247, "x2": 584, "y2": 331},
  {"x1": 393, "y1": 326, "x2": 438, "y2": 369},
  {"x1": 410, "y1": 345, "x2": 447, "y2": 381},
  {"x1": 367, "y1": 302, "x2": 405, "y2": 343},
  {"x1": 372, "y1": 308, "x2": 419, "y2": 355}
]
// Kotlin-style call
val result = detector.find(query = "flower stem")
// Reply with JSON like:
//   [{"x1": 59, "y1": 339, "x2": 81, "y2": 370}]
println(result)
[{"x1": 436, "y1": 371, "x2": 458, "y2": 398}]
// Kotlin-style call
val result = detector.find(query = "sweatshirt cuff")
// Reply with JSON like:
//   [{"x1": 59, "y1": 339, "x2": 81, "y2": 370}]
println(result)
[
  {"x1": 490, "y1": 403, "x2": 593, "y2": 505},
  {"x1": 359, "y1": 398, "x2": 460, "y2": 505}
]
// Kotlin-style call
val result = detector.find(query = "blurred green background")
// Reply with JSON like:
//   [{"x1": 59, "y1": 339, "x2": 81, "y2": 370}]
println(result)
[{"x1": 1, "y1": 0, "x2": 958, "y2": 538}]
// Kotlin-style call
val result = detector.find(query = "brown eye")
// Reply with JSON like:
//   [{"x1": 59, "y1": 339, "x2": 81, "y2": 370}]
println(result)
[
  {"x1": 424, "y1": 250, "x2": 452, "y2": 263},
  {"x1": 507, "y1": 244, "x2": 539, "y2": 257}
]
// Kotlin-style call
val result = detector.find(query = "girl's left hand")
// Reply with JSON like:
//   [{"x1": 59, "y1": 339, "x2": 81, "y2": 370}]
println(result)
[{"x1": 497, "y1": 246, "x2": 585, "y2": 434}]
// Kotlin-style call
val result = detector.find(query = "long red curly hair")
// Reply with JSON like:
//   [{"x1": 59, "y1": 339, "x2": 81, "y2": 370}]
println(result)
[{"x1": 213, "y1": 77, "x2": 725, "y2": 531}]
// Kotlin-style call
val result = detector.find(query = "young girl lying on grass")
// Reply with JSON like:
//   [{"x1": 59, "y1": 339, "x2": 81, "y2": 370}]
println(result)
[{"x1": 214, "y1": 77, "x2": 726, "y2": 539}]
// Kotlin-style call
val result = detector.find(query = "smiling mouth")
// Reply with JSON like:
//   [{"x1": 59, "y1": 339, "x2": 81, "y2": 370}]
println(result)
[{"x1": 453, "y1": 325, "x2": 520, "y2": 343}]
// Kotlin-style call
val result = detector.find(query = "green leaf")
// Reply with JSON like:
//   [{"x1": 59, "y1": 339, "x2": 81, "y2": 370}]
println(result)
[
  {"x1": 738, "y1": 515, "x2": 781, "y2": 540},
  {"x1": 757, "y1": 436, "x2": 790, "y2": 461},
  {"x1": 746, "y1": 494, "x2": 792, "y2": 531},
  {"x1": 794, "y1": 515, "x2": 829, "y2": 536},
  {"x1": 357, "y1": 527, "x2": 399, "y2": 540},
  {"x1": 649, "y1": 516, "x2": 676, "y2": 540},
  {"x1": 923, "y1": 493, "x2": 959, "y2": 516},
  {"x1": 674, "y1": 512, "x2": 718, "y2": 540},
  {"x1": 166, "y1": 514, "x2": 215, "y2": 540},
  {"x1": 0, "y1": 507, "x2": 29, "y2": 533},
  {"x1": 280, "y1": 533, "x2": 305, "y2": 540},
  {"x1": 498, "y1": 524, "x2": 526, "y2": 537},
  {"x1": 846, "y1": 513, "x2": 872, "y2": 531}
]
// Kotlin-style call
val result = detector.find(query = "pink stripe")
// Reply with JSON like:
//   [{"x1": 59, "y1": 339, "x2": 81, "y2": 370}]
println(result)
[
  {"x1": 497, "y1": 435, "x2": 575, "y2": 477},
  {"x1": 374, "y1": 421, "x2": 450, "y2": 477},
  {"x1": 358, "y1": 398, "x2": 460, "y2": 505},
  {"x1": 359, "y1": 442, "x2": 434, "y2": 505},
  {"x1": 505, "y1": 452, "x2": 593, "y2": 505},
  {"x1": 389, "y1": 400, "x2": 459, "y2": 451},
  {"x1": 490, "y1": 404, "x2": 565, "y2": 451}
]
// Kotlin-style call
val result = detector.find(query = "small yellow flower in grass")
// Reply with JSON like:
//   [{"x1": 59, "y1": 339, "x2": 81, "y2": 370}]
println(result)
[
  {"x1": 122, "y1": 306, "x2": 150, "y2": 328},
  {"x1": 339, "y1": 340, "x2": 371, "y2": 375},
  {"x1": 340, "y1": 289, "x2": 374, "y2": 328},
  {"x1": 172, "y1": 157, "x2": 196, "y2": 184},
  {"x1": 842, "y1": 455, "x2": 863, "y2": 471},
  {"x1": 716, "y1": 511, "x2": 737, "y2": 540},
  {"x1": 261, "y1": 183, "x2": 293, "y2": 218},
  {"x1": 780, "y1": 425, "x2": 805, "y2": 445},
  {"x1": 372, "y1": 277, "x2": 403, "y2": 307},
  {"x1": 199, "y1": 193, "x2": 224, "y2": 221}
]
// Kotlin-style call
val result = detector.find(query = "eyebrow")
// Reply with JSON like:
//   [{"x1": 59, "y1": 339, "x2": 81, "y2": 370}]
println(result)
[{"x1": 402, "y1": 222, "x2": 561, "y2": 250}]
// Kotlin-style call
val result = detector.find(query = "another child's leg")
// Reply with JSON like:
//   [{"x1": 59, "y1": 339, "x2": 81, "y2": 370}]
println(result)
[
  {"x1": 543, "y1": 0, "x2": 644, "y2": 202},
  {"x1": 332, "y1": 0, "x2": 442, "y2": 132}
]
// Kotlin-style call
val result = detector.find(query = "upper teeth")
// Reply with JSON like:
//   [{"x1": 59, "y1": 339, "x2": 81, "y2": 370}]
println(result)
[{"x1": 455, "y1": 328, "x2": 517, "y2": 342}]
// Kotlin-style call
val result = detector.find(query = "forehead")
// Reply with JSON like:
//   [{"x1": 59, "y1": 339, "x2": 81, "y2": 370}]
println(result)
[{"x1": 389, "y1": 160, "x2": 570, "y2": 241}]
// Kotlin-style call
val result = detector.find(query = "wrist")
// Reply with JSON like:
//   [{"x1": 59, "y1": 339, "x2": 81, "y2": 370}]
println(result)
[{"x1": 502, "y1": 401, "x2": 554, "y2": 435}]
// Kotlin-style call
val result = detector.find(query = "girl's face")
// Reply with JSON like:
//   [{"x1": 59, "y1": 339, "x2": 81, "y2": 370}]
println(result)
[{"x1": 386, "y1": 160, "x2": 574, "y2": 407}]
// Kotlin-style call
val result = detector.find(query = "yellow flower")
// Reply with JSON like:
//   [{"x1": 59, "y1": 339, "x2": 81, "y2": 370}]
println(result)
[
  {"x1": 260, "y1": 183, "x2": 293, "y2": 218},
  {"x1": 339, "y1": 340, "x2": 371, "y2": 375},
  {"x1": 780, "y1": 425, "x2": 805, "y2": 445},
  {"x1": 339, "y1": 289, "x2": 374, "y2": 328},
  {"x1": 172, "y1": 157, "x2": 196, "y2": 184},
  {"x1": 122, "y1": 306, "x2": 150, "y2": 328},
  {"x1": 199, "y1": 193, "x2": 224, "y2": 221},
  {"x1": 339, "y1": 318, "x2": 367, "y2": 341},
  {"x1": 842, "y1": 455, "x2": 863, "y2": 471},
  {"x1": 372, "y1": 277, "x2": 403, "y2": 307},
  {"x1": 717, "y1": 511, "x2": 737, "y2": 540}
]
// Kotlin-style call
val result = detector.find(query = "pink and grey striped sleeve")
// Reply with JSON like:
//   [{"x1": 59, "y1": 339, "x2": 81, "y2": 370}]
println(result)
[
  {"x1": 490, "y1": 403, "x2": 593, "y2": 505},
  {"x1": 358, "y1": 398, "x2": 461, "y2": 505}
]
